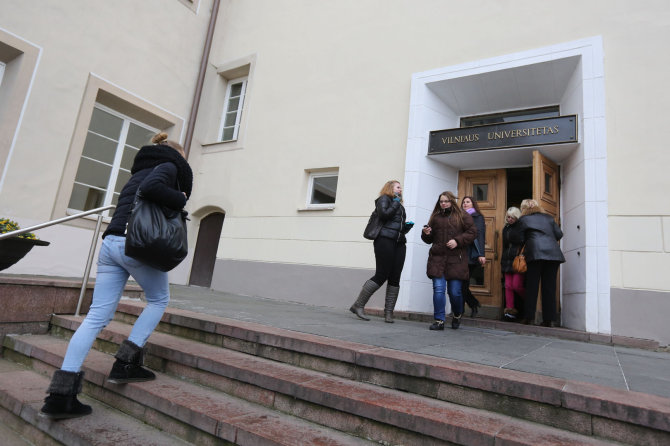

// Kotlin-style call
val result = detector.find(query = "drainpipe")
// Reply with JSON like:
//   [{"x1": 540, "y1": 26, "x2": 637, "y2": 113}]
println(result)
[{"x1": 183, "y1": 0, "x2": 221, "y2": 159}]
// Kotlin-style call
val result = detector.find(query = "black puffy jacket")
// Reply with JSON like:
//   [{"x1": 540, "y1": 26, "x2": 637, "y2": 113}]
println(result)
[
  {"x1": 512, "y1": 212, "x2": 565, "y2": 263},
  {"x1": 375, "y1": 195, "x2": 410, "y2": 243},
  {"x1": 103, "y1": 145, "x2": 193, "y2": 238},
  {"x1": 501, "y1": 222, "x2": 524, "y2": 273}
]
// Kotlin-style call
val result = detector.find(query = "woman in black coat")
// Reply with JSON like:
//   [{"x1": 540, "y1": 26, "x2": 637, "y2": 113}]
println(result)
[
  {"x1": 461, "y1": 196, "x2": 485, "y2": 317},
  {"x1": 350, "y1": 180, "x2": 414, "y2": 323},
  {"x1": 512, "y1": 199, "x2": 565, "y2": 326},
  {"x1": 500, "y1": 206, "x2": 525, "y2": 320},
  {"x1": 40, "y1": 132, "x2": 193, "y2": 419}
]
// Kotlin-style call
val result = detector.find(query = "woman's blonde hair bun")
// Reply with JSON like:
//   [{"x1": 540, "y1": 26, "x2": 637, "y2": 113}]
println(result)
[{"x1": 151, "y1": 132, "x2": 169, "y2": 144}]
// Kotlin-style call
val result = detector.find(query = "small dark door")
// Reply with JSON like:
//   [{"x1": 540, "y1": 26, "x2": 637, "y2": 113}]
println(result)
[{"x1": 189, "y1": 212, "x2": 225, "y2": 288}]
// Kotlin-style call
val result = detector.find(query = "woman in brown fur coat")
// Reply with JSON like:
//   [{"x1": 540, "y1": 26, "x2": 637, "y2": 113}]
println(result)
[{"x1": 421, "y1": 191, "x2": 476, "y2": 330}]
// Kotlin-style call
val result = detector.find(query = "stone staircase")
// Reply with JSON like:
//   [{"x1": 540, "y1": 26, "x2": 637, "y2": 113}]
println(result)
[{"x1": 1, "y1": 299, "x2": 669, "y2": 445}]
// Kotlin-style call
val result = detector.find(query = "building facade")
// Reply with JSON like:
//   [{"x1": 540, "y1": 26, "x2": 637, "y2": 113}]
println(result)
[{"x1": 2, "y1": 1, "x2": 669, "y2": 345}]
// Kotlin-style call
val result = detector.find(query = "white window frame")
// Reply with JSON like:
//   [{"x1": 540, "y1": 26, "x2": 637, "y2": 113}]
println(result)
[
  {"x1": 67, "y1": 103, "x2": 158, "y2": 218},
  {"x1": 218, "y1": 76, "x2": 247, "y2": 142},
  {"x1": 305, "y1": 171, "x2": 338, "y2": 210},
  {"x1": 0, "y1": 61, "x2": 5, "y2": 87}
]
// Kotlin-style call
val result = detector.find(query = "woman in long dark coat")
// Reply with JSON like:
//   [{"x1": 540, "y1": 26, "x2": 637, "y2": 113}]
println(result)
[
  {"x1": 512, "y1": 199, "x2": 565, "y2": 326},
  {"x1": 421, "y1": 191, "x2": 476, "y2": 330},
  {"x1": 461, "y1": 196, "x2": 485, "y2": 317}
]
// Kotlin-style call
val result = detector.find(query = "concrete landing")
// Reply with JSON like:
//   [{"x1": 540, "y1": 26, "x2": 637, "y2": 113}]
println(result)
[{"x1": 166, "y1": 285, "x2": 670, "y2": 399}]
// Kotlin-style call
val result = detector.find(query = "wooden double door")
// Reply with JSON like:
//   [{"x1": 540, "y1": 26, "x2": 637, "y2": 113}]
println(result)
[{"x1": 457, "y1": 151, "x2": 560, "y2": 318}]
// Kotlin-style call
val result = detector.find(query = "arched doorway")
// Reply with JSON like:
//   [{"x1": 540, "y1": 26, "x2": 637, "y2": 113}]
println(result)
[{"x1": 189, "y1": 212, "x2": 225, "y2": 287}]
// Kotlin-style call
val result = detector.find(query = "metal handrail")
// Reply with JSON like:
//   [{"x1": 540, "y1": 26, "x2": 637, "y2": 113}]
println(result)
[{"x1": 1, "y1": 205, "x2": 115, "y2": 316}]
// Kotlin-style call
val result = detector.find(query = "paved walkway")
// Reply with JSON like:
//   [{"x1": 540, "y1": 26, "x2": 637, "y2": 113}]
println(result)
[{"x1": 167, "y1": 285, "x2": 670, "y2": 399}]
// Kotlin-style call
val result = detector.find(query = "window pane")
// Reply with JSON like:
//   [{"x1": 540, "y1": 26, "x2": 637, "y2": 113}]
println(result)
[
  {"x1": 82, "y1": 132, "x2": 118, "y2": 164},
  {"x1": 230, "y1": 82, "x2": 243, "y2": 97},
  {"x1": 115, "y1": 169, "x2": 131, "y2": 193},
  {"x1": 311, "y1": 176, "x2": 338, "y2": 204},
  {"x1": 470, "y1": 265, "x2": 484, "y2": 286},
  {"x1": 545, "y1": 173, "x2": 552, "y2": 194},
  {"x1": 221, "y1": 127, "x2": 235, "y2": 141},
  {"x1": 109, "y1": 192, "x2": 120, "y2": 217},
  {"x1": 228, "y1": 96, "x2": 240, "y2": 112},
  {"x1": 121, "y1": 146, "x2": 138, "y2": 170},
  {"x1": 473, "y1": 184, "x2": 488, "y2": 202},
  {"x1": 68, "y1": 183, "x2": 105, "y2": 211},
  {"x1": 126, "y1": 122, "x2": 154, "y2": 149},
  {"x1": 89, "y1": 107, "x2": 123, "y2": 139},
  {"x1": 224, "y1": 111, "x2": 238, "y2": 127},
  {"x1": 74, "y1": 157, "x2": 112, "y2": 189}
]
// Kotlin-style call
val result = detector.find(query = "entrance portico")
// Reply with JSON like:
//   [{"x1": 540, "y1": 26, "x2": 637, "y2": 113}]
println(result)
[{"x1": 400, "y1": 37, "x2": 608, "y2": 334}]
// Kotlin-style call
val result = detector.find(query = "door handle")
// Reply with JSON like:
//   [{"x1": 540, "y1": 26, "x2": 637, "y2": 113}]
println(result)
[{"x1": 494, "y1": 230, "x2": 499, "y2": 260}]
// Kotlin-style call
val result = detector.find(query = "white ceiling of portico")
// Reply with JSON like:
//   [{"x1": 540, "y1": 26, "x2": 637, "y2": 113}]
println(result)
[{"x1": 426, "y1": 55, "x2": 580, "y2": 116}]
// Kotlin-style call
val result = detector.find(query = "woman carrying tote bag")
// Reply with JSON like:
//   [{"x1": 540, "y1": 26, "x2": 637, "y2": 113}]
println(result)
[
  {"x1": 40, "y1": 132, "x2": 193, "y2": 420},
  {"x1": 350, "y1": 180, "x2": 414, "y2": 323}
]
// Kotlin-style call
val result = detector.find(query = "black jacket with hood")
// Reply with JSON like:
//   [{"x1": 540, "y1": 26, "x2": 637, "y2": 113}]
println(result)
[{"x1": 103, "y1": 144, "x2": 193, "y2": 239}]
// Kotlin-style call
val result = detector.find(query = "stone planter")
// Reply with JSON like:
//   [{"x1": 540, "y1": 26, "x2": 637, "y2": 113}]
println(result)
[{"x1": 0, "y1": 237, "x2": 50, "y2": 271}]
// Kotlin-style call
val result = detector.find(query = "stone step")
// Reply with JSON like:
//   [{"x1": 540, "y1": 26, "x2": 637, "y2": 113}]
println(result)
[
  {"x1": 3, "y1": 335, "x2": 375, "y2": 446},
  {"x1": 0, "y1": 408, "x2": 40, "y2": 446},
  {"x1": 108, "y1": 300, "x2": 670, "y2": 446},
  {"x1": 0, "y1": 358, "x2": 193, "y2": 446},
  {"x1": 27, "y1": 318, "x2": 631, "y2": 446}
]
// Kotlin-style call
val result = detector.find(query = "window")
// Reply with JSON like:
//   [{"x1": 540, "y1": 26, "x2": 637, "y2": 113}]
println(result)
[
  {"x1": 306, "y1": 171, "x2": 338, "y2": 209},
  {"x1": 0, "y1": 30, "x2": 41, "y2": 190},
  {"x1": 219, "y1": 77, "x2": 247, "y2": 142},
  {"x1": 460, "y1": 106, "x2": 560, "y2": 127},
  {"x1": 67, "y1": 104, "x2": 157, "y2": 217}
]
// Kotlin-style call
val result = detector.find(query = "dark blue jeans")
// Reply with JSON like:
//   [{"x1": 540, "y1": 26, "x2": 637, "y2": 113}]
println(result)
[{"x1": 432, "y1": 276, "x2": 464, "y2": 321}]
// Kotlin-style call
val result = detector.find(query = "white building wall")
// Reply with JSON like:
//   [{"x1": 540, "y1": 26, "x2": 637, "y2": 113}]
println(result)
[{"x1": 1, "y1": 1, "x2": 669, "y2": 344}]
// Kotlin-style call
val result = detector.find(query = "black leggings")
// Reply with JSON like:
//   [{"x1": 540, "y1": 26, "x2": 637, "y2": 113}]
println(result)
[
  {"x1": 370, "y1": 237, "x2": 406, "y2": 287},
  {"x1": 524, "y1": 260, "x2": 560, "y2": 322}
]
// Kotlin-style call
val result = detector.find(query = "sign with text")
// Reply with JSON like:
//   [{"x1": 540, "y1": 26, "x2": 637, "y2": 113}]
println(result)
[{"x1": 428, "y1": 115, "x2": 577, "y2": 154}]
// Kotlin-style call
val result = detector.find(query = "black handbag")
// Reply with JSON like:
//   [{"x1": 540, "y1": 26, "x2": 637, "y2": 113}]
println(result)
[
  {"x1": 469, "y1": 239, "x2": 482, "y2": 262},
  {"x1": 363, "y1": 208, "x2": 382, "y2": 240},
  {"x1": 125, "y1": 187, "x2": 188, "y2": 272}
]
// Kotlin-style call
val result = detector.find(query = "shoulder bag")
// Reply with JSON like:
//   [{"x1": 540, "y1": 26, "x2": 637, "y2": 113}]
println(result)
[
  {"x1": 363, "y1": 208, "x2": 382, "y2": 240},
  {"x1": 512, "y1": 246, "x2": 527, "y2": 274},
  {"x1": 469, "y1": 239, "x2": 482, "y2": 262},
  {"x1": 125, "y1": 184, "x2": 188, "y2": 272}
]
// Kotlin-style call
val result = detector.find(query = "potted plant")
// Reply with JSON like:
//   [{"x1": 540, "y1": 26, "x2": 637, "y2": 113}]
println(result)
[{"x1": 0, "y1": 218, "x2": 50, "y2": 271}]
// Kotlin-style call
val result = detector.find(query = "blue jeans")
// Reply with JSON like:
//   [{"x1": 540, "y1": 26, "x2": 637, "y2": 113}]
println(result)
[
  {"x1": 61, "y1": 235, "x2": 170, "y2": 372},
  {"x1": 432, "y1": 276, "x2": 464, "y2": 321}
]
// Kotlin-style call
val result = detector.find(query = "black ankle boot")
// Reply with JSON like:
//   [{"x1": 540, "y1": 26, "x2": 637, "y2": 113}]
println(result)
[
  {"x1": 451, "y1": 314, "x2": 462, "y2": 329},
  {"x1": 40, "y1": 370, "x2": 92, "y2": 419},
  {"x1": 107, "y1": 340, "x2": 156, "y2": 384}
]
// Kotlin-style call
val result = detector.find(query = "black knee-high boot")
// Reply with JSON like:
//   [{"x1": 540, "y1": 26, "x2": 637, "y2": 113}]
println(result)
[
  {"x1": 384, "y1": 285, "x2": 400, "y2": 323},
  {"x1": 40, "y1": 370, "x2": 92, "y2": 419},
  {"x1": 349, "y1": 280, "x2": 381, "y2": 321}
]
